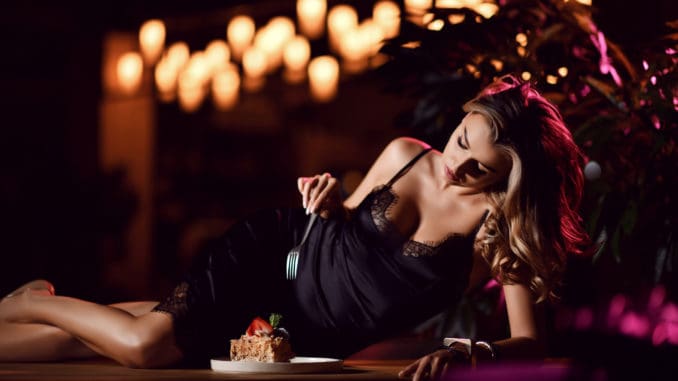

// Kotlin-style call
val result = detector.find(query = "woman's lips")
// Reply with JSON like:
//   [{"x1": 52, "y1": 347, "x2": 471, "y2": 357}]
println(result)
[{"x1": 445, "y1": 165, "x2": 460, "y2": 183}]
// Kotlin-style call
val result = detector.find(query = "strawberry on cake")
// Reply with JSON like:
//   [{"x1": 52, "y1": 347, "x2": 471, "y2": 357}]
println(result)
[{"x1": 229, "y1": 314, "x2": 294, "y2": 362}]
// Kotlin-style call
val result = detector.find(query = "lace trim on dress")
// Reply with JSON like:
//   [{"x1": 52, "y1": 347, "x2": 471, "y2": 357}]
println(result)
[
  {"x1": 151, "y1": 281, "x2": 190, "y2": 318},
  {"x1": 402, "y1": 233, "x2": 464, "y2": 257},
  {"x1": 370, "y1": 185, "x2": 400, "y2": 235},
  {"x1": 370, "y1": 185, "x2": 478, "y2": 257}
]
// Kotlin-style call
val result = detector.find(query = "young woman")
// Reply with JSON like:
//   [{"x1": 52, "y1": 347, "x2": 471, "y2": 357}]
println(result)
[{"x1": 0, "y1": 75, "x2": 590, "y2": 379}]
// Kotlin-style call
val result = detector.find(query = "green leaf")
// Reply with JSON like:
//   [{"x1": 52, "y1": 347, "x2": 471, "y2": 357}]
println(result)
[{"x1": 269, "y1": 313, "x2": 282, "y2": 328}]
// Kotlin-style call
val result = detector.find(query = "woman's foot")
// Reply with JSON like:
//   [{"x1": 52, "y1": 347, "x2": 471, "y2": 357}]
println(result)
[{"x1": 3, "y1": 280, "x2": 55, "y2": 300}]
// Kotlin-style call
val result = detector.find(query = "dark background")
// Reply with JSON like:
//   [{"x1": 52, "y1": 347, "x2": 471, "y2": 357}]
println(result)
[{"x1": 0, "y1": 0, "x2": 676, "y2": 307}]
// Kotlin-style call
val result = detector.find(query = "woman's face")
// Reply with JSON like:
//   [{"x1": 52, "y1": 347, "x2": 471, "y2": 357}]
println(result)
[{"x1": 441, "y1": 112, "x2": 511, "y2": 192}]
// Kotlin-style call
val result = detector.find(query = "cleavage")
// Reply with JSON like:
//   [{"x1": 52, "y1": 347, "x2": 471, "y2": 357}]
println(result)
[{"x1": 369, "y1": 185, "x2": 466, "y2": 257}]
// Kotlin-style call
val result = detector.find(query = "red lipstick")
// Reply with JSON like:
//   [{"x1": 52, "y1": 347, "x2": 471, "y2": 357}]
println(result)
[{"x1": 445, "y1": 165, "x2": 460, "y2": 183}]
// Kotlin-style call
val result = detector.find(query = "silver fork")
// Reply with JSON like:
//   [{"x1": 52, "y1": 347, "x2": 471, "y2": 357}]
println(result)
[{"x1": 285, "y1": 213, "x2": 317, "y2": 280}]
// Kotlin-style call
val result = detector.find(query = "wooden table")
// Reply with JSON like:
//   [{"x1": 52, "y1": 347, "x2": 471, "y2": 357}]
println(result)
[{"x1": 0, "y1": 359, "x2": 411, "y2": 380}]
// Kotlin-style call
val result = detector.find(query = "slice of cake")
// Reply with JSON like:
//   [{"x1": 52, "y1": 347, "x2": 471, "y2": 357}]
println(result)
[{"x1": 230, "y1": 314, "x2": 294, "y2": 362}]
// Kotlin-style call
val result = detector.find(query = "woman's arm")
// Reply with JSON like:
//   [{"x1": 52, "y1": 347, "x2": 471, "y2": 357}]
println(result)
[
  {"x1": 299, "y1": 137, "x2": 429, "y2": 217},
  {"x1": 488, "y1": 283, "x2": 545, "y2": 360},
  {"x1": 399, "y1": 283, "x2": 545, "y2": 380},
  {"x1": 344, "y1": 137, "x2": 429, "y2": 209}
]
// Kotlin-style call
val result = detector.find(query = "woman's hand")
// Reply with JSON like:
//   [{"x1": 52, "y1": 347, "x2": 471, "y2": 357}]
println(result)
[
  {"x1": 398, "y1": 349, "x2": 460, "y2": 381},
  {"x1": 297, "y1": 173, "x2": 343, "y2": 219}
]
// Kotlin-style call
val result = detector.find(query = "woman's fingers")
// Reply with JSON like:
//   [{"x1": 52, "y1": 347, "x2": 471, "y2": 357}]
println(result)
[
  {"x1": 398, "y1": 350, "x2": 454, "y2": 381},
  {"x1": 309, "y1": 175, "x2": 337, "y2": 214},
  {"x1": 429, "y1": 356, "x2": 444, "y2": 380},
  {"x1": 298, "y1": 173, "x2": 338, "y2": 214},
  {"x1": 398, "y1": 359, "x2": 420, "y2": 378}
]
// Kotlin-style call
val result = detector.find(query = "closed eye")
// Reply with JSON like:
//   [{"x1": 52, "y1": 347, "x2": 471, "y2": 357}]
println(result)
[{"x1": 457, "y1": 136, "x2": 467, "y2": 149}]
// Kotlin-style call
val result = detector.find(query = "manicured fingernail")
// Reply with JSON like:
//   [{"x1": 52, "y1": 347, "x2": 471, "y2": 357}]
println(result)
[{"x1": 306, "y1": 207, "x2": 310, "y2": 215}]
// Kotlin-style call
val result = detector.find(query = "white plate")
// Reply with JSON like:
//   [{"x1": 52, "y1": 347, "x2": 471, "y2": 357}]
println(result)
[{"x1": 210, "y1": 356, "x2": 343, "y2": 374}]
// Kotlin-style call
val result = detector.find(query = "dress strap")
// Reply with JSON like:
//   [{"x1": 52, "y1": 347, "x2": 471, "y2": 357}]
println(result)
[
  {"x1": 386, "y1": 147, "x2": 433, "y2": 187},
  {"x1": 472, "y1": 210, "x2": 490, "y2": 237}
]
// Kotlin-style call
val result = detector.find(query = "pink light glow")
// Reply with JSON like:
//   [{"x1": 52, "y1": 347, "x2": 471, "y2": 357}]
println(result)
[
  {"x1": 648, "y1": 286, "x2": 666, "y2": 311},
  {"x1": 651, "y1": 115, "x2": 661, "y2": 130},
  {"x1": 619, "y1": 311, "x2": 651, "y2": 338},
  {"x1": 661, "y1": 303, "x2": 678, "y2": 322},
  {"x1": 580, "y1": 84, "x2": 591, "y2": 97},
  {"x1": 666, "y1": 48, "x2": 677, "y2": 55},
  {"x1": 590, "y1": 31, "x2": 622, "y2": 86},
  {"x1": 642, "y1": 60, "x2": 649, "y2": 70},
  {"x1": 607, "y1": 294, "x2": 627, "y2": 327},
  {"x1": 574, "y1": 307, "x2": 594, "y2": 330},
  {"x1": 650, "y1": 76, "x2": 657, "y2": 85}
]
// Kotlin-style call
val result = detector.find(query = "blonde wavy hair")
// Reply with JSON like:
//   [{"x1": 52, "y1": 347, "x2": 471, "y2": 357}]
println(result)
[{"x1": 465, "y1": 75, "x2": 591, "y2": 302}]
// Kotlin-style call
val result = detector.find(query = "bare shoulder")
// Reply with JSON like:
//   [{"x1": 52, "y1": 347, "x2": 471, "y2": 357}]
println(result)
[
  {"x1": 344, "y1": 137, "x2": 431, "y2": 208},
  {"x1": 383, "y1": 137, "x2": 431, "y2": 159}
]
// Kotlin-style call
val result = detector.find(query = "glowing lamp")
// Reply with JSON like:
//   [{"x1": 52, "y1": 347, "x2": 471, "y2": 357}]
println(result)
[
  {"x1": 177, "y1": 66, "x2": 206, "y2": 113},
  {"x1": 448, "y1": 14, "x2": 466, "y2": 24},
  {"x1": 373, "y1": 1, "x2": 400, "y2": 40},
  {"x1": 117, "y1": 52, "x2": 143, "y2": 95},
  {"x1": 283, "y1": 35, "x2": 311, "y2": 83},
  {"x1": 297, "y1": 0, "x2": 327, "y2": 40},
  {"x1": 327, "y1": 5, "x2": 358, "y2": 54},
  {"x1": 428, "y1": 19, "x2": 444, "y2": 31},
  {"x1": 139, "y1": 19, "x2": 165, "y2": 66},
  {"x1": 474, "y1": 3, "x2": 499, "y2": 19},
  {"x1": 262, "y1": 17, "x2": 296, "y2": 73},
  {"x1": 227, "y1": 15, "x2": 256, "y2": 62},
  {"x1": 154, "y1": 57, "x2": 178, "y2": 101},
  {"x1": 436, "y1": 0, "x2": 464, "y2": 8},
  {"x1": 242, "y1": 46, "x2": 267, "y2": 92},
  {"x1": 205, "y1": 40, "x2": 231, "y2": 75},
  {"x1": 308, "y1": 55, "x2": 339, "y2": 102},
  {"x1": 212, "y1": 64, "x2": 240, "y2": 110},
  {"x1": 166, "y1": 42, "x2": 190, "y2": 71},
  {"x1": 404, "y1": 0, "x2": 432, "y2": 13}
]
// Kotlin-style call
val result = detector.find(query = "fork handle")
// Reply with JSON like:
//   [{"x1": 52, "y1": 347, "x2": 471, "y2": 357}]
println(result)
[{"x1": 299, "y1": 213, "x2": 318, "y2": 246}]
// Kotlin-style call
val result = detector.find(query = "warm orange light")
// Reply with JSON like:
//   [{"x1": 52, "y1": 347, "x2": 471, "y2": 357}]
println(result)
[
  {"x1": 404, "y1": 0, "x2": 432, "y2": 13},
  {"x1": 515, "y1": 33, "x2": 528, "y2": 47},
  {"x1": 308, "y1": 55, "x2": 339, "y2": 102},
  {"x1": 205, "y1": 40, "x2": 230, "y2": 75},
  {"x1": 166, "y1": 41, "x2": 190, "y2": 70},
  {"x1": 373, "y1": 1, "x2": 400, "y2": 40},
  {"x1": 154, "y1": 57, "x2": 178, "y2": 101},
  {"x1": 558, "y1": 66, "x2": 569, "y2": 77},
  {"x1": 227, "y1": 15, "x2": 256, "y2": 62},
  {"x1": 521, "y1": 71, "x2": 532, "y2": 81},
  {"x1": 212, "y1": 64, "x2": 240, "y2": 110},
  {"x1": 448, "y1": 14, "x2": 466, "y2": 24},
  {"x1": 242, "y1": 46, "x2": 267, "y2": 92},
  {"x1": 139, "y1": 19, "x2": 165, "y2": 66},
  {"x1": 243, "y1": 46, "x2": 267, "y2": 78},
  {"x1": 283, "y1": 35, "x2": 311, "y2": 83},
  {"x1": 436, "y1": 0, "x2": 465, "y2": 8},
  {"x1": 327, "y1": 5, "x2": 358, "y2": 54},
  {"x1": 117, "y1": 52, "x2": 143, "y2": 95},
  {"x1": 490, "y1": 59, "x2": 504, "y2": 72},
  {"x1": 428, "y1": 19, "x2": 445, "y2": 31},
  {"x1": 297, "y1": 0, "x2": 327, "y2": 40},
  {"x1": 546, "y1": 74, "x2": 558, "y2": 85},
  {"x1": 339, "y1": 29, "x2": 369, "y2": 73},
  {"x1": 260, "y1": 17, "x2": 296, "y2": 73},
  {"x1": 475, "y1": 3, "x2": 499, "y2": 19}
]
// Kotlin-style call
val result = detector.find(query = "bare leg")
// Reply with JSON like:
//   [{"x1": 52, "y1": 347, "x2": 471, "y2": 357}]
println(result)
[
  {"x1": 0, "y1": 301, "x2": 160, "y2": 362},
  {"x1": 0, "y1": 292, "x2": 182, "y2": 368}
]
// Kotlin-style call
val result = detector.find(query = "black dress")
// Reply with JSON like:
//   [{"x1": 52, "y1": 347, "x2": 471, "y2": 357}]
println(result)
[{"x1": 153, "y1": 148, "x2": 484, "y2": 366}]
